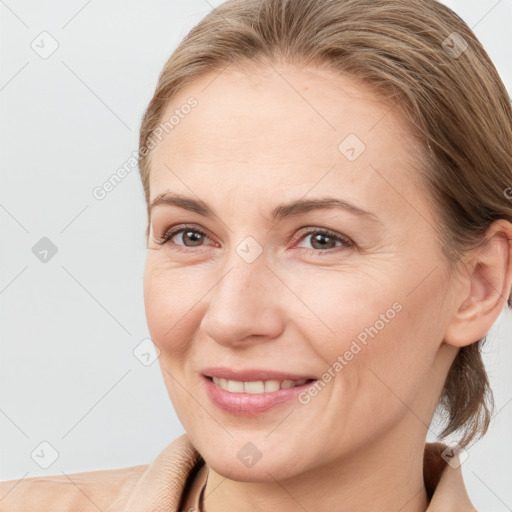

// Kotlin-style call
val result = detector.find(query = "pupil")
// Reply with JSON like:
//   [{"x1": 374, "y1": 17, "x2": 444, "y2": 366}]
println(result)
[
  {"x1": 186, "y1": 231, "x2": 202, "y2": 246},
  {"x1": 312, "y1": 233, "x2": 333, "y2": 249}
]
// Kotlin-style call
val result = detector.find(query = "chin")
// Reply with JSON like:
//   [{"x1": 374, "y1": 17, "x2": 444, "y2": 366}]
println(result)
[
  {"x1": 206, "y1": 456, "x2": 301, "y2": 482},
  {"x1": 195, "y1": 436, "x2": 307, "y2": 482}
]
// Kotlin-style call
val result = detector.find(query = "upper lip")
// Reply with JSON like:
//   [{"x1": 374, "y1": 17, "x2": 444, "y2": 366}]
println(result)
[{"x1": 202, "y1": 367, "x2": 316, "y2": 382}]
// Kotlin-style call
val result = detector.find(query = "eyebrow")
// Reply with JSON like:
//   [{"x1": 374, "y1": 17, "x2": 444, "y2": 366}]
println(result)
[{"x1": 149, "y1": 192, "x2": 381, "y2": 223}]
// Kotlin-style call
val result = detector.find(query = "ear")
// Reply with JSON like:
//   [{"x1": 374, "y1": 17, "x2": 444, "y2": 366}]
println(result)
[{"x1": 444, "y1": 219, "x2": 512, "y2": 348}]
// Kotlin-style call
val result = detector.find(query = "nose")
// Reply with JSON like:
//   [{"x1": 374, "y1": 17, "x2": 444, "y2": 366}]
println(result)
[{"x1": 200, "y1": 248, "x2": 285, "y2": 348}]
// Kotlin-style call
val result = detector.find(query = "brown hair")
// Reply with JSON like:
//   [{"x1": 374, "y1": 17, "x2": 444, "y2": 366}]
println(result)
[{"x1": 138, "y1": 0, "x2": 512, "y2": 448}]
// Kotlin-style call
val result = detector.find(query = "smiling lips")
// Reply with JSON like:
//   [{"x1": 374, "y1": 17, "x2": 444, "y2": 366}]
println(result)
[{"x1": 201, "y1": 367, "x2": 317, "y2": 415}]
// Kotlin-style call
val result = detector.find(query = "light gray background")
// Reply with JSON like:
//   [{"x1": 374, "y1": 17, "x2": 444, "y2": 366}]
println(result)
[{"x1": 1, "y1": 1, "x2": 511, "y2": 509}]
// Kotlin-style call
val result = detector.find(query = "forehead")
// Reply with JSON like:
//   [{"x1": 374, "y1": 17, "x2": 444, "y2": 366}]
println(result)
[{"x1": 148, "y1": 63, "x2": 428, "y2": 220}]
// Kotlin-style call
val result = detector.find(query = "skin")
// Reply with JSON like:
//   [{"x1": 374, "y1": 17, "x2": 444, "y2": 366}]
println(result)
[{"x1": 143, "y1": 62, "x2": 512, "y2": 512}]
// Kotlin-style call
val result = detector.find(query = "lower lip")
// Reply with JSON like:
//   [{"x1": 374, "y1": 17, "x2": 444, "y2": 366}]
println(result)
[{"x1": 202, "y1": 375, "x2": 316, "y2": 416}]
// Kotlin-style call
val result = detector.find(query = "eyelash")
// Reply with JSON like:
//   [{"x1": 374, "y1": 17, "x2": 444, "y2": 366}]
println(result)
[{"x1": 155, "y1": 223, "x2": 355, "y2": 255}]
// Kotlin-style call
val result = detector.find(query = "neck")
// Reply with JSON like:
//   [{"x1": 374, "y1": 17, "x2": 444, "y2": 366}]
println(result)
[{"x1": 202, "y1": 422, "x2": 430, "y2": 512}]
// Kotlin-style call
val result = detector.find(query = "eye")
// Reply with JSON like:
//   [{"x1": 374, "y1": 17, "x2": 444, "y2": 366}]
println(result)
[
  {"x1": 156, "y1": 224, "x2": 215, "y2": 250},
  {"x1": 293, "y1": 227, "x2": 354, "y2": 254}
]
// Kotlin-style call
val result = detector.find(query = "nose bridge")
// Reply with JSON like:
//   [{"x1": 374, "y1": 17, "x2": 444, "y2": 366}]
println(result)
[
  {"x1": 201, "y1": 235, "x2": 283, "y2": 345},
  {"x1": 219, "y1": 232, "x2": 269, "y2": 295},
  {"x1": 214, "y1": 236, "x2": 270, "y2": 316}
]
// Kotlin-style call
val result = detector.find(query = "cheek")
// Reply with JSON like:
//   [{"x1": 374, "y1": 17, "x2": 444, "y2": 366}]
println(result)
[
  {"x1": 340, "y1": 275, "x2": 447, "y2": 417},
  {"x1": 143, "y1": 259, "x2": 205, "y2": 359},
  {"x1": 305, "y1": 266, "x2": 445, "y2": 407},
  {"x1": 300, "y1": 271, "x2": 401, "y2": 360}
]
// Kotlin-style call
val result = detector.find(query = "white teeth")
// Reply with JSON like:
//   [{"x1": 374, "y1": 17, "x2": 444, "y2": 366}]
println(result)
[
  {"x1": 264, "y1": 380, "x2": 281, "y2": 393},
  {"x1": 244, "y1": 381, "x2": 265, "y2": 394},
  {"x1": 227, "y1": 380, "x2": 244, "y2": 393},
  {"x1": 211, "y1": 376, "x2": 309, "y2": 393},
  {"x1": 280, "y1": 380, "x2": 295, "y2": 389}
]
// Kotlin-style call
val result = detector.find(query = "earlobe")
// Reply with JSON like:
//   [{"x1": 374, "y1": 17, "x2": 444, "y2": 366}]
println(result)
[{"x1": 444, "y1": 220, "x2": 512, "y2": 348}]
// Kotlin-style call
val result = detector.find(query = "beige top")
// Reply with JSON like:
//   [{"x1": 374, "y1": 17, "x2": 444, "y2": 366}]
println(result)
[{"x1": 0, "y1": 434, "x2": 477, "y2": 511}]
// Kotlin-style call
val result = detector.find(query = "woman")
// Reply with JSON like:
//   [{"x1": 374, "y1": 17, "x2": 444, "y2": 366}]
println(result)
[{"x1": 1, "y1": 0, "x2": 511, "y2": 510}]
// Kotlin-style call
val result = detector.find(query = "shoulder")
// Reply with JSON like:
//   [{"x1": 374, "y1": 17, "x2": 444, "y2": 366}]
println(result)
[
  {"x1": 0, "y1": 464, "x2": 148, "y2": 512},
  {"x1": 0, "y1": 434, "x2": 202, "y2": 512}
]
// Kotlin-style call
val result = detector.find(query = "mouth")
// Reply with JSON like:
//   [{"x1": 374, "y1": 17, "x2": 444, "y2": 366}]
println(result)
[{"x1": 201, "y1": 373, "x2": 318, "y2": 415}]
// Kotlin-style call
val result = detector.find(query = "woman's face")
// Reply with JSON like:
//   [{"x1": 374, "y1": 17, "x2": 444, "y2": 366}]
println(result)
[{"x1": 143, "y1": 63, "x2": 460, "y2": 480}]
